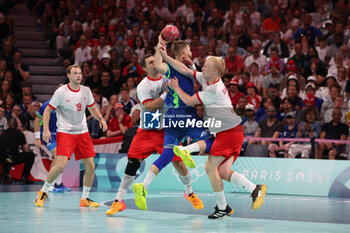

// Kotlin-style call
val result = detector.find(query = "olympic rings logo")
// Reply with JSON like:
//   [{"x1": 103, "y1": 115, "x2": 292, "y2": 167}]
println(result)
[{"x1": 172, "y1": 164, "x2": 206, "y2": 183}]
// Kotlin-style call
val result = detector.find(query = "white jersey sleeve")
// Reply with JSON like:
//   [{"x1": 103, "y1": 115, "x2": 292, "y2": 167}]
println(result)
[
  {"x1": 49, "y1": 87, "x2": 63, "y2": 109},
  {"x1": 193, "y1": 71, "x2": 206, "y2": 86}
]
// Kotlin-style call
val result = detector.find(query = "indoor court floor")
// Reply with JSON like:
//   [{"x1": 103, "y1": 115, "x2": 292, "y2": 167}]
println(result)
[{"x1": 0, "y1": 185, "x2": 350, "y2": 233}]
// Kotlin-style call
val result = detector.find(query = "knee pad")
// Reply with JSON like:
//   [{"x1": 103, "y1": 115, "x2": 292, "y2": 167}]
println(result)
[
  {"x1": 153, "y1": 148, "x2": 174, "y2": 172},
  {"x1": 124, "y1": 158, "x2": 141, "y2": 176},
  {"x1": 204, "y1": 137, "x2": 215, "y2": 153}
]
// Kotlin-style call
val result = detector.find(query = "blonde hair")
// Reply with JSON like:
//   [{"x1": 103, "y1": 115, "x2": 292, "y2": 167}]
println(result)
[
  {"x1": 206, "y1": 56, "x2": 225, "y2": 77},
  {"x1": 171, "y1": 40, "x2": 189, "y2": 57},
  {"x1": 66, "y1": 64, "x2": 81, "y2": 74}
]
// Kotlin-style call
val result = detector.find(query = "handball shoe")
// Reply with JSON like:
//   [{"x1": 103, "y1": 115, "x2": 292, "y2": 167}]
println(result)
[
  {"x1": 208, "y1": 205, "x2": 234, "y2": 220},
  {"x1": 251, "y1": 184, "x2": 267, "y2": 210},
  {"x1": 35, "y1": 191, "x2": 48, "y2": 207},
  {"x1": 133, "y1": 183, "x2": 147, "y2": 210},
  {"x1": 173, "y1": 146, "x2": 196, "y2": 168},
  {"x1": 105, "y1": 200, "x2": 127, "y2": 215},
  {"x1": 52, "y1": 183, "x2": 71, "y2": 192},
  {"x1": 79, "y1": 198, "x2": 100, "y2": 207},
  {"x1": 184, "y1": 192, "x2": 203, "y2": 209}
]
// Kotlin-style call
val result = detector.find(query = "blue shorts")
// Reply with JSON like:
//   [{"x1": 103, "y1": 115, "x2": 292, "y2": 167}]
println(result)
[
  {"x1": 163, "y1": 127, "x2": 212, "y2": 148},
  {"x1": 163, "y1": 107, "x2": 212, "y2": 148},
  {"x1": 41, "y1": 134, "x2": 57, "y2": 152}
]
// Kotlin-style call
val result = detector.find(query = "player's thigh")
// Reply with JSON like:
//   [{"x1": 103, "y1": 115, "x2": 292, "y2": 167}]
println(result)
[
  {"x1": 55, "y1": 155, "x2": 69, "y2": 169},
  {"x1": 207, "y1": 155, "x2": 226, "y2": 170}
]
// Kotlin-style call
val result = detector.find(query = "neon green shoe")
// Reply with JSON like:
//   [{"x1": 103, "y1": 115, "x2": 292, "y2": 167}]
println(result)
[
  {"x1": 173, "y1": 146, "x2": 196, "y2": 168},
  {"x1": 133, "y1": 183, "x2": 148, "y2": 210}
]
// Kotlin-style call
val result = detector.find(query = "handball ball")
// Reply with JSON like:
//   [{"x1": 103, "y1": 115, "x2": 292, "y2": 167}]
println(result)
[{"x1": 162, "y1": 25, "x2": 179, "y2": 42}]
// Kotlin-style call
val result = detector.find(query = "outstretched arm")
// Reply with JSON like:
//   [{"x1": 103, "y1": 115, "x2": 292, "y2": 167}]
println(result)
[
  {"x1": 154, "y1": 35, "x2": 169, "y2": 75},
  {"x1": 158, "y1": 44, "x2": 194, "y2": 79},
  {"x1": 168, "y1": 77, "x2": 200, "y2": 106}
]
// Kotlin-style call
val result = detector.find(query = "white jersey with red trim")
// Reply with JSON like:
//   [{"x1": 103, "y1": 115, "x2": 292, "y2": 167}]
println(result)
[
  {"x1": 137, "y1": 75, "x2": 168, "y2": 130},
  {"x1": 49, "y1": 84, "x2": 94, "y2": 134},
  {"x1": 194, "y1": 71, "x2": 242, "y2": 133}
]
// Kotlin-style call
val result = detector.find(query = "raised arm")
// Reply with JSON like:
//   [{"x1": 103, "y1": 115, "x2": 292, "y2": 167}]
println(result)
[
  {"x1": 158, "y1": 44, "x2": 194, "y2": 79},
  {"x1": 154, "y1": 35, "x2": 169, "y2": 75}
]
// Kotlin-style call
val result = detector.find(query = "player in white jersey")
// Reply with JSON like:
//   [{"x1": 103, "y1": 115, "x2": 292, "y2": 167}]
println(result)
[
  {"x1": 159, "y1": 45, "x2": 267, "y2": 219},
  {"x1": 105, "y1": 54, "x2": 202, "y2": 215},
  {"x1": 35, "y1": 64, "x2": 108, "y2": 208}
]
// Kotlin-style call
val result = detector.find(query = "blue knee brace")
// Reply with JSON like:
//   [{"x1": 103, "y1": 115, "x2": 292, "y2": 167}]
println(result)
[
  {"x1": 204, "y1": 137, "x2": 215, "y2": 153},
  {"x1": 153, "y1": 148, "x2": 174, "y2": 171}
]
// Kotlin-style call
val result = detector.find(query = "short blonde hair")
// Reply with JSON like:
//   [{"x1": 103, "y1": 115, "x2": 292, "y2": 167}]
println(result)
[
  {"x1": 66, "y1": 64, "x2": 81, "y2": 75},
  {"x1": 206, "y1": 56, "x2": 225, "y2": 77},
  {"x1": 171, "y1": 40, "x2": 189, "y2": 57}
]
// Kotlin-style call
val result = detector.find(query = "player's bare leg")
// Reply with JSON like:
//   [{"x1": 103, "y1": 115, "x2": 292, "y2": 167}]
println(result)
[
  {"x1": 79, "y1": 157, "x2": 99, "y2": 207},
  {"x1": 35, "y1": 156, "x2": 68, "y2": 207},
  {"x1": 172, "y1": 160, "x2": 203, "y2": 209},
  {"x1": 205, "y1": 155, "x2": 234, "y2": 219}
]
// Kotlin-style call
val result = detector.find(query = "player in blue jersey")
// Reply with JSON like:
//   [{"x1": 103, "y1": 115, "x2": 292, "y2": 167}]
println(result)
[
  {"x1": 133, "y1": 34, "x2": 214, "y2": 210},
  {"x1": 34, "y1": 95, "x2": 71, "y2": 192}
]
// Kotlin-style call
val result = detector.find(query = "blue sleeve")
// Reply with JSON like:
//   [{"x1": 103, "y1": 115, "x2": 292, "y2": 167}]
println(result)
[{"x1": 38, "y1": 101, "x2": 48, "y2": 116}]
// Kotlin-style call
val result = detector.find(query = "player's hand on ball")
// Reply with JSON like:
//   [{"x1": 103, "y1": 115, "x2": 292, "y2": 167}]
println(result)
[
  {"x1": 169, "y1": 77, "x2": 179, "y2": 90},
  {"x1": 42, "y1": 129, "x2": 51, "y2": 143}
]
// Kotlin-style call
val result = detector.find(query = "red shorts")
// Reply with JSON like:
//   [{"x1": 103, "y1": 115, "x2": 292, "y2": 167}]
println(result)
[
  {"x1": 128, "y1": 128, "x2": 182, "y2": 161},
  {"x1": 210, "y1": 124, "x2": 244, "y2": 163},
  {"x1": 56, "y1": 132, "x2": 95, "y2": 160}
]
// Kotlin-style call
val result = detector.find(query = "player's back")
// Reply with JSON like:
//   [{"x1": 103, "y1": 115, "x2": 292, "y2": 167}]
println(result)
[{"x1": 164, "y1": 63, "x2": 194, "y2": 109}]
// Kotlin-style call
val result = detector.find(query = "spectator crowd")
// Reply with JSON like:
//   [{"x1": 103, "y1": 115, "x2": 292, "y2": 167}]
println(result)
[{"x1": 0, "y1": 0, "x2": 350, "y2": 160}]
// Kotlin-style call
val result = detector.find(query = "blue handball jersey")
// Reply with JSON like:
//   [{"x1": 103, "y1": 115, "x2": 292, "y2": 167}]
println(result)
[
  {"x1": 38, "y1": 99, "x2": 57, "y2": 134},
  {"x1": 164, "y1": 63, "x2": 194, "y2": 109}
]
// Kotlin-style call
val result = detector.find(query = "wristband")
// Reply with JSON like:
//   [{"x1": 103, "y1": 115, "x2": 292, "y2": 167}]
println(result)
[
  {"x1": 99, "y1": 117, "x2": 104, "y2": 122},
  {"x1": 160, "y1": 92, "x2": 167, "y2": 101},
  {"x1": 189, "y1": 63, "x2": 196, "y2": 71},
  {"x1": 35, "y1": 132, "x2": 41, "y2": 139}
]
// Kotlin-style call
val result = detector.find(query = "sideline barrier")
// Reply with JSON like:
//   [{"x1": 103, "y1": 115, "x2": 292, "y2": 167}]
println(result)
[
  {"x1": 89, "y1": 153, "x2": 350, "y2": 198},
  {"x1": 92, "y1": 136, "x2": 123, "y2": 154},
  {"x1": 245, "y1": 136, "x2": 350, "y2": 144}
]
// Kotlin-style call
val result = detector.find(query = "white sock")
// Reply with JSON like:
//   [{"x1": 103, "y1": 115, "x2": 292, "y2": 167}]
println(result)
[
  {"x1": 41, "y1": 180, "x2": 53, "y2": 193},
  {"x1": 230, "y1": 172, "x2": 256, "y2": 193},
  {"x1": 214, "y1": 191, "x2": 227, "y2": 210},
  {"x1": 143, "y1": 171, "x2": 156, "y2": 190},
  {"x1": 178, "y1": 173, "x2": 193, "y2": 195},
  {"x1": 116, "y1": 174, "x2": 135, "y2": 201},
  {"x1": 55, "y1": 173, "x2": 63, "y2": 185},
  {"x1": 82, "y1": 186, "x2": 91, "y2": 199},
  {"x1": 184, "y1": 143, "x2": 200, "y2": 153}
]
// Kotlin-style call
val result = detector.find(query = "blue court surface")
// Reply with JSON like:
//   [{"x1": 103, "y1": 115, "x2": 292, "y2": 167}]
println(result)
[{"x1": 0, "y1": 185, "x2": 349, "y2": 233}]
